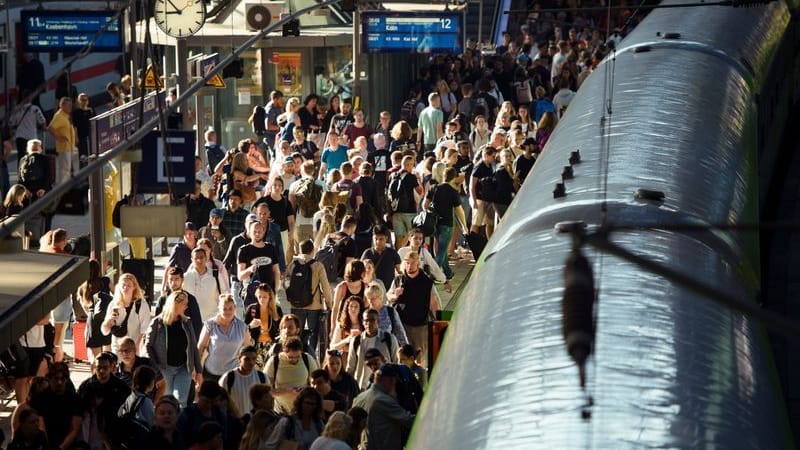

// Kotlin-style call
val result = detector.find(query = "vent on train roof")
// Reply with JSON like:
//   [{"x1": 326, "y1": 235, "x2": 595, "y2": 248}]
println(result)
[
  {"x1": 634, "y1": 189, "x2": 665, "y2": 202},
  {"x1": 662, "y1": 32, "x2": 681, "y2": 39}
]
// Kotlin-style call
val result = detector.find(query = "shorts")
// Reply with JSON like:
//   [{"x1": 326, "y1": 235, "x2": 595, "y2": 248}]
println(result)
[
  {"x1": 51, "y1": 297, "x2": 73, "y2": 323},
  {"x1": 472, "y1": 201, "x2": 496, "y2": 227},
  {"x1": 19, "y1": 347, "x2": 47, "y2": 378},
  {"x1": 392, "y1": 213, "x2": 416, "y2": 243}
]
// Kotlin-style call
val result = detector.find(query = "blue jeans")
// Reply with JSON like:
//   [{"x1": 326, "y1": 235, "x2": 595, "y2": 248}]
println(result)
[
  {"x1": 162, "y1": 365, "x2": 192, "y2": 407},
  {"x1": 435, "y1": 224, "x2": 454, "y2": 279},
  {"x1": 231, "y1": 279, "x2": 244, "y2": 320},
  {"x1": 292, "y1": 308, "x2": 322, "y2": 359}
]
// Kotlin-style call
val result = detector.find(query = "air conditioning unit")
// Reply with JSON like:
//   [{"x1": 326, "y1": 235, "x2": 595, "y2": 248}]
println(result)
[{"x1": 246, "y1": 3, "x2": 284, "y2": 32}]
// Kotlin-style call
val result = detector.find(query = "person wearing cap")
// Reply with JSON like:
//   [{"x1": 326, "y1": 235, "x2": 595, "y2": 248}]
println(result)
[
  {"x1": 222, "y1": 188, "x2": 250, "y2": 238},
  {"x1": 514, "y1": 137, "x2": 538, "y2": 185},
  {"x1": 199, "y1": 208, "x2": 230, "y2": 261},
  {"x1": 352, "y1": 363, "x2": 415, "y2": 450}
]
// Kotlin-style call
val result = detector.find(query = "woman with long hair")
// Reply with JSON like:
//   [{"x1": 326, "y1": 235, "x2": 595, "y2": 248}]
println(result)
[
  {"x1": 535, "y1": 111, "x2": 557, "y2": 150},
  {"x1": 329, "y1": 296, "x2": 365, "y2": 361},
  {"x1": 239, "y1": 410, "x2": 281, "y2": 450},
  {"x1": 321, "y1": 94, "x2": 341, "y2": 134},
  {"x1": 492, "y1": 148, "x2": 520, "y2": 220},
  {"x1": 364, "y1": 282, "x2": 408, "y2": 346},
  {"x1": 310, "y1": 411, "x2": 353, "y2": 450},
  {"x1": 398, "y1": 343, "x2": 428, "y2": 390},
  {"x1": 78, "y1": 259, "x2": 113, "y2": 358},
  {"x1": 197, "y1": 294, "x2": 249, "y2": 384},
  {"x1": 101, "y1": 272, "x2": 151, "y2": 354},
  {"x1": 313, "y1": 209, "x2": 336, "y2": 250},
  {"x1": 469, "y1": 115, "x2": 491, "y2": 151},
  {"x1": 517, "y1": 104, "x2": 536, "y2": 137},
  {"x1": 145, "y1": 290, "x2": 202, "y2": 407},
  {"x1": 329, "y1": 260, "x2": 367, "y2": 332},
  {"x1": 281, "y1": 97, "x2": 302, "y2": 144},
  {"x1": 1, "y1": 183, "x2": 27, "y2": 217},
  {"x1": 244, "y1": 283, "x2": 283, "y2": 368},
  {"x1": 436, "y1": 79, "x2": 458, "y2": 119},
  {"x1": 323, "y1": 350, "x2": 360, "y2": 409},
  {"x1": 388, "y1": 120, "x2": 417, "y2": 154},
  {"x1": 265, "y1": 387, "x2": 325, "y2": 450}
]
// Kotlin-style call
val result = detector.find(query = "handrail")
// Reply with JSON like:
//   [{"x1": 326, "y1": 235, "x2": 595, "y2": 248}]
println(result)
[{"x1": 0, "y1": 0, "x2": 342, "y2": 241}]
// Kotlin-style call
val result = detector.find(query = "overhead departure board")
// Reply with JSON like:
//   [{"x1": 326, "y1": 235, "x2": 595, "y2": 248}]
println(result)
[
  {"x1": 22, "y1": 10, "x2": 122, "y2": 53},
  {"x1": 361, "y1": 12, "x2": 463, "y2": 54}
]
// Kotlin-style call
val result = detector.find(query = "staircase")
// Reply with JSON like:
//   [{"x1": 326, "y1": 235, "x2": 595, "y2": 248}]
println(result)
[{"x1": 465, "y1": 0, "x2": 500, "y2": 45}]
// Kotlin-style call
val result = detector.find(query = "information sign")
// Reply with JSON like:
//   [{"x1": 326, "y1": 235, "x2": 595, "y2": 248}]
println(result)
[
  {"x1": 21, "y1": 10, "x2": 122, "y2": 53},
  {"x1": 91, "y1": 91, "x2": 166, "y2": 154},
  {"x1": 137, "y1": 130, "x2": 196, "y2": 195},
  {"x1": 361, "y1": 12, "x2": 463, "y2": 54}
]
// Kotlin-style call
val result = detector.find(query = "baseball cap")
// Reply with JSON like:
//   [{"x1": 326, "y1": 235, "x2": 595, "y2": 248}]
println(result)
[
  {"x1": 377, "y1": 364, "x2": 401, "y2": 378},
  {"x1": 246, "y1": 214, "x2": 259, "y2": 224},
  {"x1": 284, "y1": 156, "x2": 295, "y2": 164},
  {"x1": 210, "y1": 208, "x2": 225, "y2": 218},
  {"x1": 185, "y1": 222, "x2": 197, "y2": 231}
]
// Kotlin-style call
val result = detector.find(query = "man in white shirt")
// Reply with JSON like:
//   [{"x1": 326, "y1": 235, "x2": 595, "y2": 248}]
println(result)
[
  {"x1": 219, "y1": 346, "x2": 268, "y2": 414},
  {"x1": 347, "y1": 309, "x2": 399, "y2": 389},
  {"x1": 183, "y1": 247, "x2": 222, "y2": 322},
  {"x1": 552, "y1": 78, "x2": 577, "y2": 119}
]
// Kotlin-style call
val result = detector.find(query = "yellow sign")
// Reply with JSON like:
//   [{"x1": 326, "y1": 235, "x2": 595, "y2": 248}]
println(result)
[
  {"x1": 142, "y1": 65, "x2": 163, "y2": 90},
  {"x1": 272, "y1": 52, "x2": 302, "y2": 97},
  {"x1": 204, "y1": 64, "x2": 226, "y2": 88}
]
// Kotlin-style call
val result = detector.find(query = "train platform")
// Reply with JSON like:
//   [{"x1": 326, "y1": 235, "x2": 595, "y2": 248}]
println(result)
[{"x1": 0, "y1": 168, "x2": 477, "y2": 438}]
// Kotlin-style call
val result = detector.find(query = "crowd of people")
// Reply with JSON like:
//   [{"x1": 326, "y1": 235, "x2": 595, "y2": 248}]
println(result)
[{"x1": 0, "y1": 3, "x2": 640, "y2": 446}]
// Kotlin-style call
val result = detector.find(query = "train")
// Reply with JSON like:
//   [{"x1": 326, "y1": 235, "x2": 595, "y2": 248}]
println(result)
[
  {"x1": 410, "y1": 0, "x2": 800, "y2": 448},
  {"x1": 0, "y1": 2, "x2": 125, "y2": 118}
]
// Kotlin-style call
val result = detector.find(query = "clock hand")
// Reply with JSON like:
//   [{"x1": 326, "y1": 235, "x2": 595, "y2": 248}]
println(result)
[{"x1": 165, "y1": 0, "x2": 182, "y2": 13}]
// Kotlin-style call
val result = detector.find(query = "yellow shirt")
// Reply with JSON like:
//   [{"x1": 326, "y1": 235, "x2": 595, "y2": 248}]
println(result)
[{"x1": 49, "y1": 109, "x2": 75, "y2": 153}]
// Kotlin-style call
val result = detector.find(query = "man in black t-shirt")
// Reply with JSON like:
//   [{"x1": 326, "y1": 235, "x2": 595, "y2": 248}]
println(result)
[
  {"x1": 238, "y1": 221, "x2": 282, "y2": 304},
  {"x1": 470, "y1": 146, "x2": 497, "y2": 239},
  {"x1": 390, "y1": 155, "x2": 424, "y2": 249},
  {"x1": 30, "y1": 362, "x2": 83, "y2": 450},
  {"x1": 387, "y1": 252, "x2": 436, "y2": 367},
  {"x1": 329, "y1": 98, "x2": 354, "y2": 134},
  {"x1": 361, "y1": 225, "x2": 401, "y2": 289},
  {"x1": 427, "y1": 168, "x2": 468, "y2": 279}
]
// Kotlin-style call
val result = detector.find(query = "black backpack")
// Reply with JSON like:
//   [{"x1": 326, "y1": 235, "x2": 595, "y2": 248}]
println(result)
[
  {"x1": 19, "y1": 153, "x2": 45, "y2": 184},
  {"x1": 388, "y1": 172, "x2": 410, "y2": 213},
  {"x1": 315, "y1": 236, "x2": 349, "y2": 282},
  {"x1": 286, "y1": 259, "x2": 317, "y2": 308},
  {"x1": 111, "y1": 394, "x2": 151, "y2": 449}
]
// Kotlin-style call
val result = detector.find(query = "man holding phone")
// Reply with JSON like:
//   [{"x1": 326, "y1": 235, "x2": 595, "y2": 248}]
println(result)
[{"x1": 387, "y1": 252, "x2": 437, "y2": 367}]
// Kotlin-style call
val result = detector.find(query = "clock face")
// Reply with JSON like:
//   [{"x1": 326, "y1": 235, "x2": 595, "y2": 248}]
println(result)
[{"x1": 154, "y1": 0, "x2": 206, "y2": 38}]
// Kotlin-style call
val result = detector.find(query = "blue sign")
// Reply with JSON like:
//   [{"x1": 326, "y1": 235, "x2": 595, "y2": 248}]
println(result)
[
  {"x1": 138, "y1": 130, "x2": 196, "y2": 195},
  {"x1": 92, "y1": 91, "x2": 166, "y2": 153},
  {"x1": 361, "y1": 12, "x2": 463, "y2": 54},
  {"x1": 21, "y1": 10, "x2": 123, "y2": 53}
]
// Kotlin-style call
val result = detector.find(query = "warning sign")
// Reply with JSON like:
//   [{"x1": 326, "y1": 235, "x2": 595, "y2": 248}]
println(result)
[
  {"x1": 201, "y1": 54, "x2": 226, "y2": 89},
  {"x1": 142, "y1": 64, "x2": 163, "y2": 90}
]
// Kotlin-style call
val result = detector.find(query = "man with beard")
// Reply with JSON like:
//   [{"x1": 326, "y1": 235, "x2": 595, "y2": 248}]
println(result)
[
  {"x1": 387, "y1": 252, "x2": 437, "y2": 367},
  {"x1": 238, "y1": 219, "x2": 282, "y2": 308}
]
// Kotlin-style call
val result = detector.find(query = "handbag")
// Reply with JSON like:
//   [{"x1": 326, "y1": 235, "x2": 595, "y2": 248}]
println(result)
[
  {"x1": 412, "y1": 207, "x2": 438, "y2": 237},
  {"x1": 515, "y1": 81, "x2": 533, "y2": 104}
]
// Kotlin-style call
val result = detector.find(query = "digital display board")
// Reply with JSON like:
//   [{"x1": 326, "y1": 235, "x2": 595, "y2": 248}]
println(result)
[
  {"x1": 361, "y1": 12, "x2": 463, "y2": 54},
  {"x1": 92, "y1": 91, "x2": 166, "y2": 154},
  {"x1": 22, "y1": 10, "x2": 122, "y2": 53}
]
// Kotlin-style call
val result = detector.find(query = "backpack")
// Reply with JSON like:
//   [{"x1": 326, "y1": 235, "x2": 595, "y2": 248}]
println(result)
[
  {"x1": 111, "y1": 300, "x2": 143, "y2": 338},
  {"x1": 224, "y1": 369, "x2": 267, "y2": 392},
  {"x1": 400, "y1": 98, "x2": 420, "y2": 127},
  {"x1": 387, "y1": 172, "x2": 410, "y2": 213},
  {"x1": 295, "y1": 177, "x2": 322, "y2": 217},
  {"x1": 286, "y1": 259, "x2": 317, "y2": 308},
  {"x1": 111, "y1": 394, "x2": 151, "y2": 449},
  {"x1": 19, "y1": 153, "x2": 45, "y2": 184},
  {"x1": 315, "y1": 236, "x2": 350, "y2": 282},
  {"x1": 352, "y1": 331, "x2": 392, "y2": 355},
  {"x1": 334, "y1": 180, "x2": 355, "y2": 213}
]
